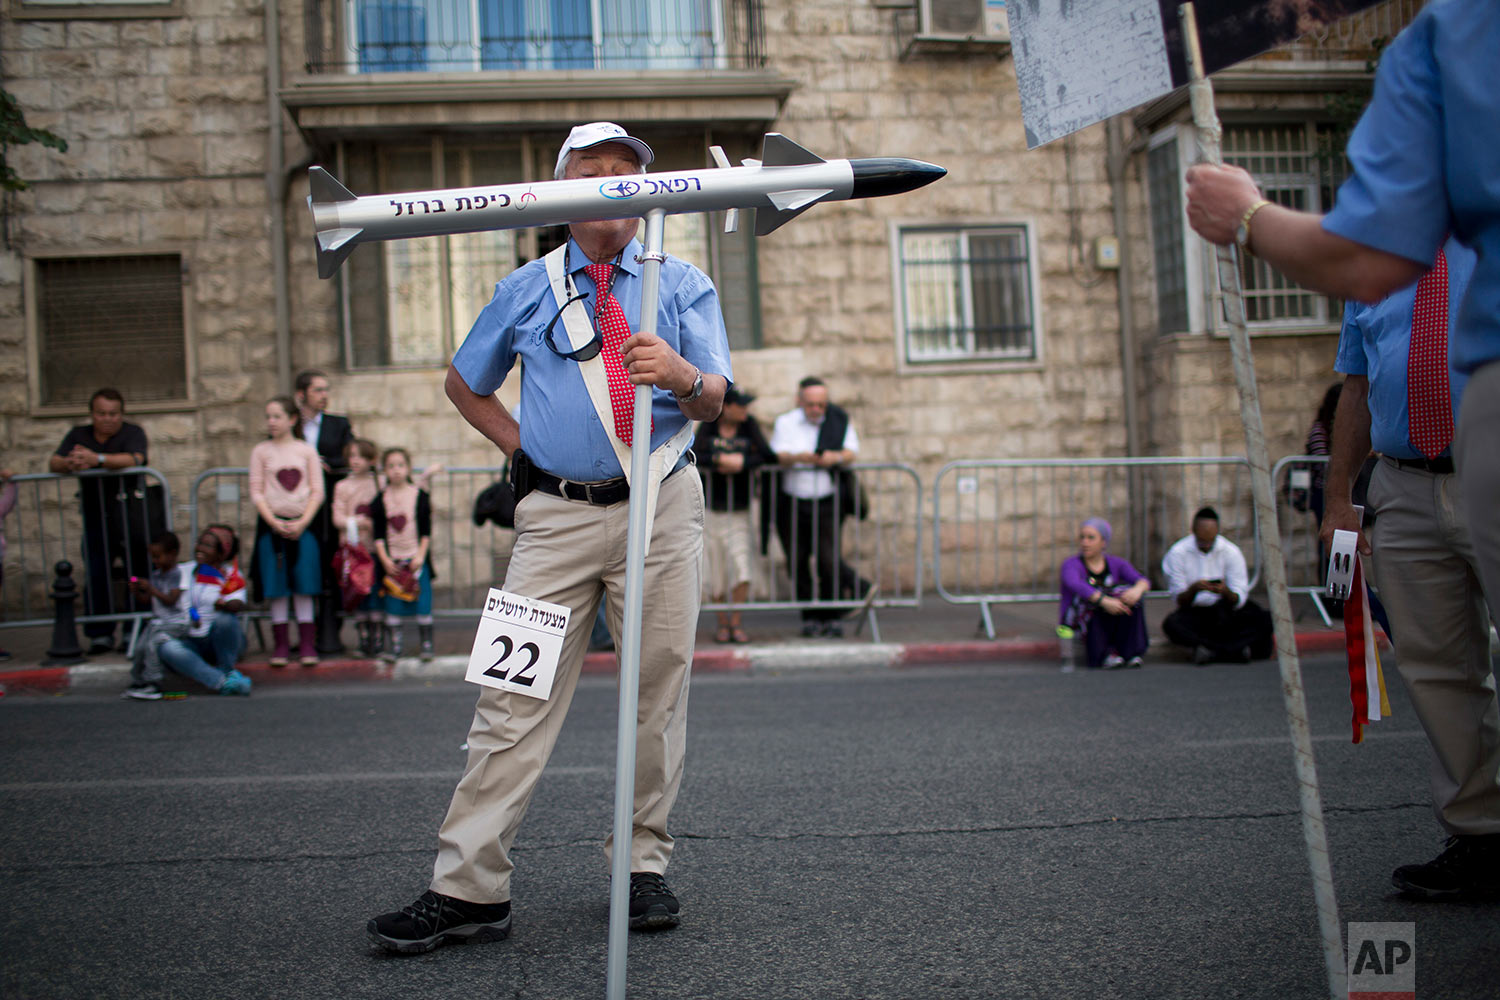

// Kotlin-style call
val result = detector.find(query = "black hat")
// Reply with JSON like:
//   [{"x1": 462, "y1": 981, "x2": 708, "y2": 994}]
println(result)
[{"x1": 723, "y1": 386, "x2": 756, "y2": 406}]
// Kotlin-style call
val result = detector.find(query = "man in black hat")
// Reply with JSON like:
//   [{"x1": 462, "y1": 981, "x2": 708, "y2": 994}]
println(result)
[{"x1": 1160, "y1": 506, "x2": 1273, "y2": 665}]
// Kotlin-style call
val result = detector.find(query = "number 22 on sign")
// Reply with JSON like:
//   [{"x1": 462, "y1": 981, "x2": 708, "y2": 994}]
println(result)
[{"x1": 464, "y1": 588, "x2": 571, "y2": 700}]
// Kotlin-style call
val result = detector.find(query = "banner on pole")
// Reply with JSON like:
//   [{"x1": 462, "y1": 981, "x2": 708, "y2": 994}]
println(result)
[{"x1": 1008, "y1": 0, "x2": 1388, "y2": 149}]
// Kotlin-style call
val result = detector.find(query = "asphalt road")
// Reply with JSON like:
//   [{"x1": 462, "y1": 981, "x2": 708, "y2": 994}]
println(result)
[{"x1": 3, "y1": 654, "x2": 1498, "y2": 999}]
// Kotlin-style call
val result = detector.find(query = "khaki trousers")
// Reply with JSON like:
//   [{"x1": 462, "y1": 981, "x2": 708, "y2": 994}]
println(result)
[
  {"x1": 1367, "y1": 456, "x2": 1500, "y2": 836},
  {"x1": 430, "y1": 469, "x2": 704, "y2": 904}
]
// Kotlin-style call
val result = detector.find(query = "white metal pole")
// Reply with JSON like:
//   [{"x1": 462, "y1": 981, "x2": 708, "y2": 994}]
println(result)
[
  {"x1": 1178, "y1": 7, "x2": 1345, "y2": 997},
  {"x1": 605, "y1": 207, "x2": 667, "y2": 1000}
]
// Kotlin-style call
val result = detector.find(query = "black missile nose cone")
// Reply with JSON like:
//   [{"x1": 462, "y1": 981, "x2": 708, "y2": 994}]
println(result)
[{"x1": 849, "y1": 157, "x2": 947, "y2": 199}]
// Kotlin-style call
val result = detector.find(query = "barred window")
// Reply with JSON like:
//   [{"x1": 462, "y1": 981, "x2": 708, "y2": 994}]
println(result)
[
  {"x1": 897, "y1": 225, "x2": 1038, "y2": 364},
  {"x1": 32, "y1": 253, "x2": 189, "y2": 409},
  {"x1": 339, "y1": 134, "x2": 757, "y2": 370},
  {"x1": 1147, "y1": 135, "x2": 1189, "y2": 336},
  {"x1": 1147, "y1": 121, "x2": 1349, "y2": 336},
  {"x1": 1223, "y1": 123, "x2": 1344, "y2": 327}
]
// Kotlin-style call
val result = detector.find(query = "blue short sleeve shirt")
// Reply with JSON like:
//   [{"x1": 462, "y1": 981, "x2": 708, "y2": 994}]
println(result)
[
  {"x1": 452, "y1": 235, "x2": 733, "y2": 481},
  {"x1": 1322, "y1": 1, "x2": 1500, "y2": 374}
]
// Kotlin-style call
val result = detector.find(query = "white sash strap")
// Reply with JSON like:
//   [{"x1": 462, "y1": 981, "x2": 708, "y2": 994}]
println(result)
[{"x1": 543, "y1": 245, "x2": 694, "y2": 555}]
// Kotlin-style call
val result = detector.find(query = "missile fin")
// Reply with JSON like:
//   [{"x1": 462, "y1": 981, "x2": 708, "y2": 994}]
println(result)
[
  {"x1": 767, "y1": 188, "x2": 833, "y2": 212},
  {"x1": 760, "y1": 133, "x2": 824, "y2": 167},
  {"x1": 314, "y1": 238, "x2": 360, "y2": 280},
  {"x1": 755, "y1": 202, "x2": 818, "y2": 237},
  {"x1": 308, "y1": 165, "x2": 357, "y2": 204}
]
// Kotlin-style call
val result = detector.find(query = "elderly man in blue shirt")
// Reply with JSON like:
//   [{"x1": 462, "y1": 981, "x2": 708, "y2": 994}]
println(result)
[
  {"x1": 369, "y1": 122, "x2": 731, "y2": 953},
  {"x1": 1322, "y1": 238, "x2": 1500, "y2": 900}
]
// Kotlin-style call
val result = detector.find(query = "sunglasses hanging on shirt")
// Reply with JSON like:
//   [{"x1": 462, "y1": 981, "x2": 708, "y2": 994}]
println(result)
[{"x1": 542, "y1": 244, "x2": 624, "y2": 363}]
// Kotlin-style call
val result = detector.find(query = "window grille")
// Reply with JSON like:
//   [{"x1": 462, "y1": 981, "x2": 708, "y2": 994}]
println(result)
[
  {"x1": 34, "y1": 254, "x2": 188, "y2": 408},
  {"x1": 897, "y1": 225, "x2": 1037, "y2": 364},
  {"x1": 1147, "y1": 137, "x2": 1189, "y2": 336}
]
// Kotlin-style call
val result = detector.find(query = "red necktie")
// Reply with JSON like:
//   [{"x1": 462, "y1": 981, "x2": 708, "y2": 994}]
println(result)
[
  {"x1": 585, "y1": 262, "x2": 650, "y2": 447},
  {"x1": 1407, "y1": 248, "x2": 1452, "y2": 459}
]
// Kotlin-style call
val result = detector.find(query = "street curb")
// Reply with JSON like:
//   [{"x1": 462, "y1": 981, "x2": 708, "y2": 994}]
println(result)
[{"x1": 0, "y1": 629, "x2": 1364, "y2": 697}]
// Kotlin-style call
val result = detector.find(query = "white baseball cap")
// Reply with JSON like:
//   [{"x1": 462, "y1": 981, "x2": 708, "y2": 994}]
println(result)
[{"x1": 554, "y1": 122, "x2": 655, "y2": 177}]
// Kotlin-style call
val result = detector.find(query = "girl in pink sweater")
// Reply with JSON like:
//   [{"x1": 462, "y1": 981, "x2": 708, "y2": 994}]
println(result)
[{"x1": 248, "y1": 395, "x2": 325, "y2": 667}]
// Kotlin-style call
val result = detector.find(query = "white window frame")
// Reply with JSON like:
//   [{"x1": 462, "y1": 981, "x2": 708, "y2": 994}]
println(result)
[
  {"x1": 1152, "y1": 120, "x2": 1343, "y2": 338},
  {"x1": 889, "y1": 218, "x2": 1045, "y2": 375}
]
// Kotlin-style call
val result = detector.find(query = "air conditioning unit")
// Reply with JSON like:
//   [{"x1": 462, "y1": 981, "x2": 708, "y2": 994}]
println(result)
[{"x1": 917, "y1": 0, "x2": 1010, "y2": 42}]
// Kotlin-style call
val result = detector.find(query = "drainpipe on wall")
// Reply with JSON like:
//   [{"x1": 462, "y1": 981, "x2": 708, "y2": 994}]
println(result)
[
  {"x1": 266, "y1": 0, "x2": 290, "y2": 391},
  {"x1": 1106, "y1": 117, "x2": 1146, "y2": 567}
]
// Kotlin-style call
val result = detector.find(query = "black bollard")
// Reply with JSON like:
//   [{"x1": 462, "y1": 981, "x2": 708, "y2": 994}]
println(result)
[
  {"x1": 42, "y1": 560, "x2": 86, "y2": 666},
  {"x1": 315, "y1": 591, "x2": 346, "y2": 654}
]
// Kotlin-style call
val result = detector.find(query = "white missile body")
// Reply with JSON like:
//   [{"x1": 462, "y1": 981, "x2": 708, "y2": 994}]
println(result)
[{"x1": 308, "y1": 133, "x2": 945, "y2": 278}]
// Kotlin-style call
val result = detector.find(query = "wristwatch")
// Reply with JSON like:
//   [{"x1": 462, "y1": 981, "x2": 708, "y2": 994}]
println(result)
[
  {"x1": 675, "y1": 369, "x2": 704, "y2": 403},
  {"x1": 1235, "y1": 199, "x2": 1270, "y2": 253},
  {"x1": 96, "y1": 454, "x2": 105, "y2": 468}
]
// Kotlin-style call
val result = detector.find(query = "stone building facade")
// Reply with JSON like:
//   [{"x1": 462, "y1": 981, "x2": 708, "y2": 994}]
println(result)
[{"x1": 0, "y1": 0, "x2": 1418, "y2": 607}]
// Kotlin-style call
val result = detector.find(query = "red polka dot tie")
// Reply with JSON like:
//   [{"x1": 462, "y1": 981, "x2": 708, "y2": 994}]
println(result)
[
  {"x1": 1407, "y1": 248, "x2": 1452, "y2": 459},
  {"x1": 586, "y1": 262, "x2": 650, "y2": 447}
]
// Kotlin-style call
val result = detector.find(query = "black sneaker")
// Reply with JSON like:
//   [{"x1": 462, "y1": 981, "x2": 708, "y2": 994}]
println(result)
[
  {"x1": 628, "y1": 871, "x2": 680, "y2": 931},
  {"x1": 1192, "y1": 645, "x2": 1213, "y2": 666},
  {"x1": 1392, "y1": 835, "x2": 1500, "y2": 900},
  {"x1": 121, "y1": 683, "x2": 163, "y2": 701},
  {"x1": 368, "y1": 890, "x2": 512, "y2": 954}
]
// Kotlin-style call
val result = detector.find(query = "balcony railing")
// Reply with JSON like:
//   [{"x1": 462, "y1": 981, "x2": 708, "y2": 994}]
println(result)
[
  {"x1": 1270, "y1": 0, "x2": 1422, "y2": 66},
  {"x1": 303, "y1": 0, "x2": 767, "y2": 74}
]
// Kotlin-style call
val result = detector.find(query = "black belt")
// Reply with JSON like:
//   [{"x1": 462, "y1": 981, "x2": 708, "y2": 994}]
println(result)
[
  {"x1": 533, "y1": 460, "x2": 687, "y2": 507},
  {"x1": 1389, "y1": 455, "x2": 1454, "y2": 475}
]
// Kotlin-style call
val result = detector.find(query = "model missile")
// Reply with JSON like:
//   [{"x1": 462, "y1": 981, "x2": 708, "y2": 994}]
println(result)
[{"x1": 308, "y1": 133, "x2": 945, "y2": 278}]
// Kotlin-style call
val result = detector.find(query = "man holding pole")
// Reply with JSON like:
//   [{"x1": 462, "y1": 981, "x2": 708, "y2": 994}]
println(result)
[
  {"x1": 368, "y1": 122, "x2": 730, "y2": 953},
  {"x1": 1185, "y1": 3, "x2": 1500, "y2": 897}
]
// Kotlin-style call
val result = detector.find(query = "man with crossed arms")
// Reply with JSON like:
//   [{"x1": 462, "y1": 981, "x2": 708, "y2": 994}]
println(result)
[
  {"x1": 1321, "y1": 237, "x2": 1499, "y2": 899},
  {"x1": 369, "y1": 122, "x2": 730, "y2": 952}
]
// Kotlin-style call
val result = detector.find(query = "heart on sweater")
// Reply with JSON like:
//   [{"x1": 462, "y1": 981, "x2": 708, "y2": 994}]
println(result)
[
  {"x1": 355, "y1": 503, "x2": 372, "y2": 517},
  {"x1": 388, "y1": 514, "x2": 408, "y2": 534},
  {"x1": 275, "y1": 468, "x2": 302, "y2": 492}
]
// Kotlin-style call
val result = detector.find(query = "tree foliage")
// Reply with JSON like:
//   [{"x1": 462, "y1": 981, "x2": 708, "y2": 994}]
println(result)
[{"x1": 0, "y1": 88, "x2": 67, "y2": 193}]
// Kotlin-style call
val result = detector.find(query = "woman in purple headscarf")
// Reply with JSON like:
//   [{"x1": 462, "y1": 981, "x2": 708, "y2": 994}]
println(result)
[{"x1": 1059, "y1": 517, "x2": 1150, "y2": 669}]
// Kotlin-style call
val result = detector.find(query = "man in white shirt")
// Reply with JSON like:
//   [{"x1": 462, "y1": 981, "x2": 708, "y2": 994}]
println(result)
[
  {"x1": 1160, "y1": 507, "x2": 1273, "y2": 666},
  {"x1": 768, "y1": 377, "x2": 870, "y2": 637}
]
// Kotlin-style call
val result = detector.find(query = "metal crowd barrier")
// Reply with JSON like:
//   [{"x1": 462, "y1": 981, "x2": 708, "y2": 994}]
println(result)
[
  {"x1": 931, "y1": 456, "x2": 1260, "y2": 639},
  {"x1": 187, "y1": 465, "x2": 517, "y2": 625},
  {"x1": 699, "y1": 462, "x2": 924, "y2": 641},
  {"x1": 7, "y1": 456, "x2": 1324, "y2": 649},
  {"x1": 1271, "y1": 454, "x2": 1336, "y2": 625},
  {"x1": 0, "y1": 468, "x2": 174, "y2": 648},
  {"x1": 183, "y1": 462, "x2": 922, "y2": 641}
]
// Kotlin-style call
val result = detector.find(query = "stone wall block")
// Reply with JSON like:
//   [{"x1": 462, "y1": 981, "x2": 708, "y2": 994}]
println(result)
[
  {"x1": 35, "y1": 48, "x2": 94, "y2": 78},
  {"x1": 15, "y1": 22, "x2": 66, "y2": 49},
  {"x1": 145, "y1": 135, "x2": 207, "y2": 177},
  {"x1": 204, "y1": 132, "x2": 266, "y2": 174}
]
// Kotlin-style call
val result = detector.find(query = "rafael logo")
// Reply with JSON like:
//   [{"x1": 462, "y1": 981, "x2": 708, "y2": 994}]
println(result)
[{"x1": 600, "y1": 180, "x2": 640, "y2": 200}]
